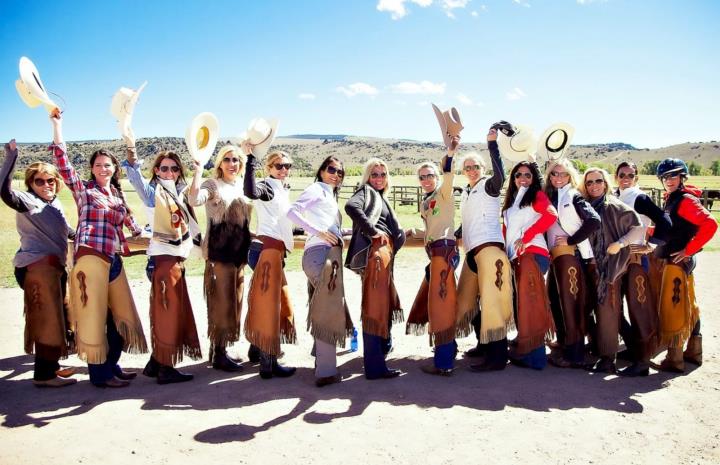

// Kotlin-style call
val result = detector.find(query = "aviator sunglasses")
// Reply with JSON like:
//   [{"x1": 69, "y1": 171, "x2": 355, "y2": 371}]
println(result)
[
  {"x1": 159, "y1": 165, "x2": 180, "y2": 173},
  {"x1": 585, "y1": 178, "x2": 605, "y2": 186},
  {"x1": 33, "y1": 177, "x2": 56, "y2": 187},
  {"x1": 463, "y1": 165, "x2": 480, "y2": 172},
  {"x1": 273, "y1": 163, "x2": 293, "y2": 170},
  {"x1": 326, "y1": 165, "x2": 345, "y2": 177},
  {"x1": 370, "y1": 172, "x2": 387, "y2": 179},
  {"x1": 618, "y1": 172, "x2": 636, "y2": 180},
  {"x1": 418, "y1": 173, "x2": 436, "y2": 181},
  {"x1": 514, "y1": 172, "x2": 532, "y2": 179}
]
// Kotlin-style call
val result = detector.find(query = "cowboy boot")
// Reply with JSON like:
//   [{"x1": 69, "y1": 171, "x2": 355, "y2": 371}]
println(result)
[
  {"x1": 683, "y1": 335, "x2": 702, "y2": 366},
  {"x1": 658, "y1": 348, "x2": 685, "y2": 373},
  {"x1": 259, "y1": 352, "x2": 274, "y2": 379},
  {"x1": 271, "y1": 357, "x2": 296, "y2": 378},
  {"x1": 212, "y1": 346, "x2": 243, "y2": 372}
]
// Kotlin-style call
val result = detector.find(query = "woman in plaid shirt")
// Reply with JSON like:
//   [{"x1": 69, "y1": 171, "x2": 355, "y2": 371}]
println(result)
[{"x1": 50, "y1": 112, "x2": 148, "y2": 388}]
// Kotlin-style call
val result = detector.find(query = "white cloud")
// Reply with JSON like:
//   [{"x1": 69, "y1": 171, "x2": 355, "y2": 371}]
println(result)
[
  {"x1": 377, "y1": 0, "x2": 433, "y2": 20},
  {"x1": 471, "y1": 10, "x2": 478, "y2": 17},
  {"x1": 506, "y1": 87, "x2": 527, "y2": 100},
  {"x1": 513, "y1": 0, "x2": 531, "y2": 7},
  {"x1": 441, "y1": 0, "x2": 469, "y2": 18},
  {"x1": 335, "y1": 82, "x2": 379, "y2": 98},
  {"x1": 456, "y1": 93, "x2": 483, "y2": 106},
  {"x1": 389, "y1": 80, "x2": 446, "y2": 95},
  {"x1": 298, "y1": 93, "x2": 316, "y2": 100},
  {"x1": 577, "y1": 0, "x2": 607, "y2": 4}
]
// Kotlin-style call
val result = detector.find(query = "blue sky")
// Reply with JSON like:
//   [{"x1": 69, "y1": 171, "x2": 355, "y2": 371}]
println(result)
[{"x1": 1, "y1": 0, "x2": 718, "y2": 148}]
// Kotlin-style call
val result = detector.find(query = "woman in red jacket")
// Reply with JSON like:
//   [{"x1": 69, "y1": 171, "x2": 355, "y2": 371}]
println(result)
[
  {"x1": 655, "y1": 158, "x2": 718, "y2": 372},
  {"x1": 501, "y1": 158, "x2": 558, "y2": 370}
]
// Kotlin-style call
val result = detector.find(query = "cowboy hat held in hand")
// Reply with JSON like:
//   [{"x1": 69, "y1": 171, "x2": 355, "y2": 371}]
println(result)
[
  {"x1": 497, "y1": 123, "x2": 537, "y2": 163},
  {"x1": 239, "y1": 118, "x2": 279, "y2": 159},
  {"x1": 110, "y1": 81, "x2": 148, "y2": 145},
  {"x1": 536, "y1": 122, "x2": 575, "y2": 163},
  {"x1": 15, "y1": 56, "x2": 59, "y2": 114},
  {"x1": 185, "y1": 112, "x2": 220, "y2": 166},
  {"x1": 431, "y1": 104, "x2": 464, "y2": 150},
  {"x1": 491, "y1": 120, "x2": 515, "y2": 137}
]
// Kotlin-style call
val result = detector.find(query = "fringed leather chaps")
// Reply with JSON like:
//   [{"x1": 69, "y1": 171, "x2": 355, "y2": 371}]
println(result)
[
  {"x1": 659, "y1": 262, "x2": 699, "y2": 349},
  {"x1": 307, "y1": 245, "x2": 353, "y2": 347},
  {"x1": 204, "y1": 260, "x2": 244, "y2": 348},
  {"x1": 23, "y1": 257, "x2": 70, "y2": 361},
  {"x1": 245, "y1": 237, "x2": 297, "y2": 356},
  {"x1": 70, "y1": 253, "x2": 147, "y2": 364},
  {"x1": 149, "y1": 256, "x2": 202, "y2": 366},
  {"x1": 513, "y1": 253, "x2": 554, "y2": 355},
  {"x1": 622, "y1": 254, "x2": 658, "y2": 360},
  {"x1": 361, "y1": 238, "x2": 403, "y2": 338},
  {"x1": 549, "y1": 246, "x2": 586, "y2": 346}
]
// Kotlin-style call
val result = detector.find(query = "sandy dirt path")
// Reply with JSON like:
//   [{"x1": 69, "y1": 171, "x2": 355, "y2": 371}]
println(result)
[{"x1": 1, "y1": 253, "x2": 719, "y2": 465}]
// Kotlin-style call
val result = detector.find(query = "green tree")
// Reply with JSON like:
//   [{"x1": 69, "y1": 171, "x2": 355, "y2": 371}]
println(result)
[
  {"x1": 688, "y1": 161, "x2": 703, "y2": 176},
  {"x1": 642, "y1": 160, "x2": 660, "y2": 175},
  {"x1": 711, "y1": 159, "x2": 720, "y2": 176},
  {"x1": 571, "y1": 159, "x2": 588, "y2": 173}
]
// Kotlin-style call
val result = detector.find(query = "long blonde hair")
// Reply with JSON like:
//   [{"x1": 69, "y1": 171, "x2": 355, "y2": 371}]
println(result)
[
  {"x1": 213, "y1": 145, "x2": 245, "y2": 180},
  {"x1": 580, "y1": 167, "x2": 614, "y2": 199},
  {"x1": 360, "y1": 158, "x2": 392, "y2": 197},
  {"x1": 544, "y1": 158, "x2": 580, "y2": 197}
]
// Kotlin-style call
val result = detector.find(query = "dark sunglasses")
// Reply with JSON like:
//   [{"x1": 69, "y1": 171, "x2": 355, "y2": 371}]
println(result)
[
  {"x1": 618, "y1": 172, "x2": 636, "y2": 180},
  {"x1": 418, "y1": 173, "x2": 436, "y2": 181},
  {"x1": 223, "y1": 157, "x2": 240, "y2": 164},
  {"x1": 463, "y1": 165, "x2": 480, "y2": 172},
  {"x1": 585, "y1": 178, "x2": 605, "y2": 186},
  {"x1": 661, "y1": 172, "x2": 680, "y2": 181},
  {"x1": 514, "y1": 172, "x2": 532, "y2": 179},
  {"x1": 33, "y1": 177, "x2": 56, "y2": 187},
  {"x1": 370, "y1": 172, "x2": 387, "y2": 179},
  {"x1": 159, "y1": 165, "x2": 180, "y2": 173},
  {"x1": 326, "y1": 165, "x2": 345, "y2": 177},
  {"x1": 273, "y1": 163, "x2": 292, "y2": 170},
  {"x1": 550, "y1": 171, "x2": 569, "y2": 178}
]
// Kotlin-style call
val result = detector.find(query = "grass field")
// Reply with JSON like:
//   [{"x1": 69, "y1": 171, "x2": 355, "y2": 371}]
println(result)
[{"x1": 1, "y1": 174, "x2": 718, "y2": 287}]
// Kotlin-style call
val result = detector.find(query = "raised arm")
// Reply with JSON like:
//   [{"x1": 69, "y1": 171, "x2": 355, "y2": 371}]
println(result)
[
  {"x1": 121, "y1": 148, "x2": 155, "y2": 207},
  {"x1": 485, "y1": 129, "x2": 506, "y2": 197},
  {"x1": 244, "y1": 154, "x2": 274, "y2": 201},
  {"x1": 1, "y1": 140, "x2": 31, "y2": 212},
  {"x1": 49, "y1": 112, "x2": 84, "y2": 196},
  {"x1": 439, "y1": 135, "x2": 459, "y2": 199}
]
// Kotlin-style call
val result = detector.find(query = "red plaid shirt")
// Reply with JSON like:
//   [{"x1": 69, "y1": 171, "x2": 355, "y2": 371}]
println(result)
[{"x1": 52, "y1": 143, "x2": 141, "y2": 258}]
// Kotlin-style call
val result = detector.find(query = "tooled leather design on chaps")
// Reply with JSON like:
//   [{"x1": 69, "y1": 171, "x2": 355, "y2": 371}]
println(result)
[
  {"x1": 672, "y1": 277, "x2": 682, "y2": 306},
  {"x1": 635, "y1": 275, "x2": 647, "y2": 304},
  {"x1": 568, "y1": 266, "x2": 579, "y2": 297},
  {"x1": 77, "y1": 271, "x2": 88, "y2": 307},
  {"x1": 260, "y1": 262, "x2": 271, "y2": 293},
  {"x1": 328, "y1": 260, "x2": 339, "y2": 292},
  {"x1": 495, "y1": 259, "x2": 504, "y2": 290}
]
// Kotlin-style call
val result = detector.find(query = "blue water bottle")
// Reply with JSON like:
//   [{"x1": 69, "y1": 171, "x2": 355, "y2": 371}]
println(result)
[{"x1": 350, "y1": 327, "x2": 358, "y2": 352}]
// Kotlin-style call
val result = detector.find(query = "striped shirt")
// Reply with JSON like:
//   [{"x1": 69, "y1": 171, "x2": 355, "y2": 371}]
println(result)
[{"x1": 52, "y1": 143, "x2": 140, "y2": 258}]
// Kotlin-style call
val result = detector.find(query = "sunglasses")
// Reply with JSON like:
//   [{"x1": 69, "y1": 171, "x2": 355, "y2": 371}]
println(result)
[
  {"x1": 418, "y1": 173, "x2": 436, "y2": 181},
  {"x1": 514, "y1": 172, "x2": 532, "y2": 179},
  {"x1": 159, "y1": 165, "x2": 180, "y2": 173},
  {"x1": 618, "y1": 172, "x2": 636, "y2": 180},
  {"x1": 661, "y1": 173, "x2": 681, "y2": 181},
  {"x1": 223, "y1": 157, "x2": 240, "y2": 164},
  {"x1": 463, "y1": 165, "x2": 480, "y2": 172},
  {"x1": 585, "y1": 178, "x2": 605, "y2": 186},
  {"x1": 550, "y1": 171, "x2": 569, "y2": 178},
  {"x1": 33, "y1": 177, "x2": 56, "y2": 187},
  {"x1": 370, "y1": 172, "x2": 387, "y2": 179},
  {"x1": 273, "y1": 163, "x2": 292, "y2": 170},
  {"x1": 326, "y1": 165, "x2": 345, "y2": 177}
]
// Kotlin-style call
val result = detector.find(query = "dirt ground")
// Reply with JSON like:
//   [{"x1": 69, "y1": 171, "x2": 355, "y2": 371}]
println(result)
[{"x1": 1, "y1": 253, "x2": 719, "y2": 465}]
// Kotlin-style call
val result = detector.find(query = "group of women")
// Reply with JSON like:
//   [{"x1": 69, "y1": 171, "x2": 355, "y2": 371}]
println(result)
[{"x1": 3, "y1": 113, "x2": 717, "y2": 389}]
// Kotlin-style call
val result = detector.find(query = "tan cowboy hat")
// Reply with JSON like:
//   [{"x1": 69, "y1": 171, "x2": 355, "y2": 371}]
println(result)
[
  {"x1": 185, "y1": 112, "x2": 220, "y2": 166},
  {"x1": 431, "y1": 103, "x2": 464, "y2": 149},
  {"x1": 240, "y1": 117, "x2": 278, "y2": 158},
  {"x1": 537, "y1": 122, "x2": 575, "y2": 162},
  {"x1": 110, "y1": 81, "x2": 148, "y2": 141},
  {"x1": 497, "y1": 124, "x2": 537, "y2": 162},
  {"x1": 15, "y1": 56, "x2": 58, "y2": 113}
]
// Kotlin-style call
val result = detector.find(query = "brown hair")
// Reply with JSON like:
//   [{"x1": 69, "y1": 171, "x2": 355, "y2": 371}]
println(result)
[
  {"x1": 264, "y1": 150, "x2": 293, "y2": 176},
  {"x1": 24, "y1": 162, "x2": 63, "y2": 193},
  {"x1": 89, "y1": 149, "x2": 132, "y2": 214},
  {"x1": 151, "y1": 151, "x2": 187, "y2": 184}
]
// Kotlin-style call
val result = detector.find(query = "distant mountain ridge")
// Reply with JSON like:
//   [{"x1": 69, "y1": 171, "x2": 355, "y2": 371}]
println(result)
[{"x1": 8, "y1": 136, "x2": 719, "y2": 176}]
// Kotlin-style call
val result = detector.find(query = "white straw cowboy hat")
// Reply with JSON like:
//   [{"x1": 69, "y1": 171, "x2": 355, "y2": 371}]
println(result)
[
  {"x1": 240, "y1": 117, "x2": 279, "y2": 159},
  {"x1": 431, "y1": 103, "x2": 464, "y2": 149},
  {"x1": 537, "y1": 122, "x2": 575, "y2": 162},
  {"x1": 497, "y1": 124, "x2": 537, "y2": 162},
  {"x1": 15, "y1": 56, "x2": 59, "y2": 113},
  {"x1": 185, "y1": 112, "x2": 220, "y2": 166},
  {"x1": 110, "y1": 81, "x2": 148, "y2": 142}
]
